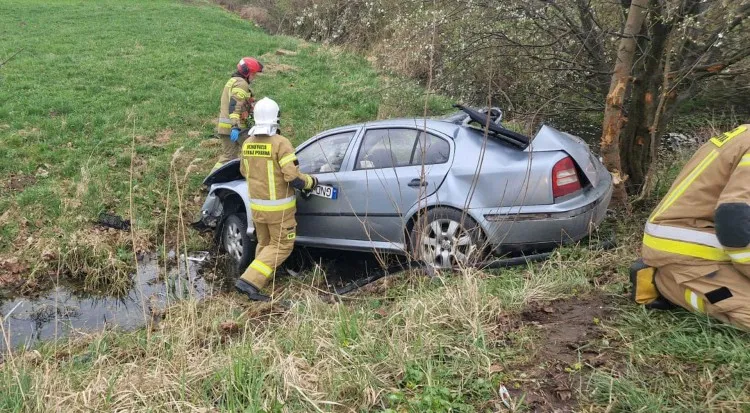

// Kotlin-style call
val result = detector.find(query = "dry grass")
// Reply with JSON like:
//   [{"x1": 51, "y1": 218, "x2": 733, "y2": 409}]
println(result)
[{"x1": 1, "y1": 268, "x2": 529, "y2": 411}]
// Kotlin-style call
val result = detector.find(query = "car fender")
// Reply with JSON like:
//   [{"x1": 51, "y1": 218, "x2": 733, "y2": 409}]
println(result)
[{"x1": 206, "y1": 180, "x2": 253, "y2": 234}]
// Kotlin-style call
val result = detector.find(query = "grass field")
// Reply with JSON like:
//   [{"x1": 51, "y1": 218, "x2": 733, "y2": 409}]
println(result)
[
  {"x1": 0, "y1": 0, "x2": 449, "y2": 290},
  {"x1": 1, "y1": 1, "x2": 750, "y2": 412}
]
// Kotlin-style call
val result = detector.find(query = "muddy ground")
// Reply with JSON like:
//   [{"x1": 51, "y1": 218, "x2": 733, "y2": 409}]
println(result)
[{"x1": 505, "y1": 295, "x2": 614, "y2": 412}]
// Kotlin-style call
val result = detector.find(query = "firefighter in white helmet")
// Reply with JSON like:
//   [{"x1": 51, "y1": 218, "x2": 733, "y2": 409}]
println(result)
[
  {"x1": 632, "y1": 124, "x2": 750, "y2": 330},
  {"x1": 234, "y1": 97, "x2": 318, "y2": 301}
]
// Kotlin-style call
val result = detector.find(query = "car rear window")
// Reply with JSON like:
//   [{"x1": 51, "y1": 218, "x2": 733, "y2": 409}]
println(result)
[
  {"x1": 412, "y1": 132, "x2": 450, "y2": 166},
  {"x1": 356, "y1": 128, "x2": 418, "y2": 170}
]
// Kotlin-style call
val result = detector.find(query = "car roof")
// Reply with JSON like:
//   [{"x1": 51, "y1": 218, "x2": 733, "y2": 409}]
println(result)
[{"x1": 317, "y1": 118, "x2": 462, "y2": 138}]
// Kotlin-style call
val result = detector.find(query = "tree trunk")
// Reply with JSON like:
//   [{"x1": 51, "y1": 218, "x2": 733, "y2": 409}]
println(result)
[
  {"x1": 620, "y1": 1, "x2": 671, "y2": 192},
  {"x1": 599, "y1": 0, "x2": 649, "y2": 208}
]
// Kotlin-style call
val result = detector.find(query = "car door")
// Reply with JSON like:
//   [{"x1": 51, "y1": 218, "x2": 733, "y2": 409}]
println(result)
[
  {"x1": 294, "y1": 130, "x2": 360, "y2": 240},
  {"x1": 336, "y1": 127, "x2": 454, "y2": 244}
]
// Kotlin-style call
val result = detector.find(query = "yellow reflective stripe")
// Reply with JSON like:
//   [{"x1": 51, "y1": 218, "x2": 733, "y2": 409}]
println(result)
[
  {"x1": 305, "y1": 175, "x2": 313, "y2": 190},
  {"x1": 651, "y1": 150, "x2": 719, "y2": 221},
  {"x1": 250, "y1": 260, "x2": 273, "y2": 278},
  {"x1": 229, "y1": 113, "x2": 241, "y2": 119},
  {"x1": 218, "y1": 122, "x2": 233, "y2": 129},
  {"x1": 231, "y1": 88, "x2": 248, "y2": 99},
  {"x1": 642, "y1": 234, "x2": 730, "y2": 262},
  {"x1": 243, "y1": 159, "x2": 251, "y2": 198},
  {"x1": 684, "y1": 289, "x2": 705, "y2": 313},
  {"x1": 727, "y1": 249, "x2": 750, "y2": 263},
  {"x1": 267, "y1": 160, "x2": 276, "y2": 200},
  {"x1": 249, "y1": 198, "x2": 296, "y2": 212},
  {"x1": 279, "y1": 153, "x2": 297, "y2": 167},
  {"x1": 225, "y1": 78, "x2": 236, "y2": 88},
  {"x1": 737, "y1": 154, "x2": 750, "y2": 167}
]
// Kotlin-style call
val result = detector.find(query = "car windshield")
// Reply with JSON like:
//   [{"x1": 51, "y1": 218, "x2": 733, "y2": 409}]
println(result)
[{"x1": 297, "y1": 131, "x2": 355, "y2": 174}]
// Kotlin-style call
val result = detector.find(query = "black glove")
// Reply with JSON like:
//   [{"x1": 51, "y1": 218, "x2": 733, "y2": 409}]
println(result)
[{"x1": 300, "y1": 189, "x2": 313, "y2": 200}]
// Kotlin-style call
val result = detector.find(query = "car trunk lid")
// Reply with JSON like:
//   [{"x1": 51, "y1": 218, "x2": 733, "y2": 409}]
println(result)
[{"x1": 527, "y1": 125, "x2": 602, "y2": 188}]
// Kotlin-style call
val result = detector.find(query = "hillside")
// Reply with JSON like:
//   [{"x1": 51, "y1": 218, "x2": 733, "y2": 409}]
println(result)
[
  {"x1": 0, "y1": 0, "x2": 449, "y2": 290},
  {"x1": 1, "y1": 1, "x2": 749, "y2": 412}
]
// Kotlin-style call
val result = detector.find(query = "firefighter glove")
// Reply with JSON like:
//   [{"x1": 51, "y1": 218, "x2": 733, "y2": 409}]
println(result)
[{"x1": 230, "y1": 128, "x2": 241, "y2": 142}]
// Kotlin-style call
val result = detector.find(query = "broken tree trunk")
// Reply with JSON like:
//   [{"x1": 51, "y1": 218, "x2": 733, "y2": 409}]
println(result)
[{"x1": 599, "y1": 0, "x2": 649, "y2": 209}]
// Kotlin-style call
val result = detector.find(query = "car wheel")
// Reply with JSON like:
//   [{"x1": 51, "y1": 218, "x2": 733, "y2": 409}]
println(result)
[
  {"x1": 219, "y1": 213, "x2": 254, "y2": 274},
  {"x1": 410, "y1": 208, "x2": 484, "y2": 269}
]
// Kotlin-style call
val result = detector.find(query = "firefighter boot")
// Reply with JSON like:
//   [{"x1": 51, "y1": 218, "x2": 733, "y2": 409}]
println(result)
[{"x1": 234, "y1": 278, "x2": 270, "y2": 302}]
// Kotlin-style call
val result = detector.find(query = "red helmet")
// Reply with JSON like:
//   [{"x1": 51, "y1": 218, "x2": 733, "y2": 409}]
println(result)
[{"x1": 237, "y1": 57, "x2": 263, "y2": 78}]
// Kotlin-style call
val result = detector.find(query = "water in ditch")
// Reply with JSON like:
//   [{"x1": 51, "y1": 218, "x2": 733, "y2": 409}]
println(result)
[{"x1": 0, "y1": 252, "x2": 221, "y2": 352}]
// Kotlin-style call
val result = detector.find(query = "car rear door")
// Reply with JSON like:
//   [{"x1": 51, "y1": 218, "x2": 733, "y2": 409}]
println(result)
[{"x1": 334, "y1": 127, "x2": 455, "y2": 243}]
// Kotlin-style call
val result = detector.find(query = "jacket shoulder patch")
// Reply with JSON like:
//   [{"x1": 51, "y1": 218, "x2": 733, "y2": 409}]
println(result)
[{"x1": 711, "y1": 126, "x2": 748, "y2": 147}]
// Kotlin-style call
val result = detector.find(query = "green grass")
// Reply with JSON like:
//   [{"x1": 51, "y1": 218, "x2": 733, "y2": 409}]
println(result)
[
  {"x1": 0, "y1": 0, "x2": 452, "y2": 288},
  {"x1": 2, "y1": 1, "x2": 750, "y2": 412}
]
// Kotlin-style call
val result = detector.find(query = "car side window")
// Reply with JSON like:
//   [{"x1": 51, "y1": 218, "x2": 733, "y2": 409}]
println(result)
[
  {"x1": 411, "y1": 132, "x2": 450, "y2": 166},
  {"x1": 297, "y1": 131, "x2": 355, "y2": 174},
  {"x1": 356, "y1": 128, "x2": 419, "y2": 170}
]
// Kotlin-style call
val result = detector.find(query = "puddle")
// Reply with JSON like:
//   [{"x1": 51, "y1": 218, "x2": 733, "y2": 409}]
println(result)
[
  {"x1": 0, "y1": 252, "x2": 221, "y2": 352},
  {"x1": 0, "y1": 248, "x2": 407, "y2": 353}
]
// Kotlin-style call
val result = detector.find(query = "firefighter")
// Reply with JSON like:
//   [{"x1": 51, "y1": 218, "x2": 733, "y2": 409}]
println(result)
[
  {"x1": 234, "y1": 97, "x2": 318, "y2": 301},
  {"x1": 633, "y1": 124, "x2": 750, "y2": 330},
  {"x1": 212, "y1": 56, "x2": 264, "y2": 172}
]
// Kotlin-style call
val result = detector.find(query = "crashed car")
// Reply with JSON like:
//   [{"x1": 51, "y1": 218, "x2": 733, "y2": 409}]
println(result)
[{"x1": 196, "y1": 105, "x2": 613, "y2": 270}]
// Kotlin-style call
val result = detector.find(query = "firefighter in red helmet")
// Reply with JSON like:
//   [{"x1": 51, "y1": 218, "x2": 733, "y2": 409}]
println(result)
[{"x1": 212, "y1": 57, "x2": 264, "y2": 172}]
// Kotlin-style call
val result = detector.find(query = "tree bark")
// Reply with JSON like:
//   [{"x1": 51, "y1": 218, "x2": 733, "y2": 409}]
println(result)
[
  {"x1": 620, "y1": 0, "x2": 670, "y2": 192},
  {"x1": 599, "y1": 0, "x2": 649, "y2": 208}
]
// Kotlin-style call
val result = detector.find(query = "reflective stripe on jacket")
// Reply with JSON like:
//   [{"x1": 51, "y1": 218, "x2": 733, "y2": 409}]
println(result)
[
  {"x1": 217, "y1": 76, "x2": 253, "y2": 135},
  {"x1": 239, "y1": 133, "x2": 315, "y2": 224},
  {"x1": 642, "y1": 125, "x2": 750, "y2": 277}
]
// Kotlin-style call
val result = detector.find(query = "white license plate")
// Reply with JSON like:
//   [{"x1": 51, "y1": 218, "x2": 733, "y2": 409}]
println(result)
[{"x1": 311, "y1": 184, "x2": 338, "y2": 199}]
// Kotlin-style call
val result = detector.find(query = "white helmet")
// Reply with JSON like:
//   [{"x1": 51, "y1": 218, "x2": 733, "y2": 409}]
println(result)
[{"x1": 249, "y1": 97, "x2": 280, "y2": 136}]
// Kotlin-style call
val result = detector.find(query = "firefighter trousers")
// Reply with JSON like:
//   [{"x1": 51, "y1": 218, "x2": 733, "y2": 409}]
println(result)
[
  {"x1": 240, "y1": 217, "x2": 297, "y2": 290},
  {"x1": 212, "y1": 133, "x2": 247, "y2": 172},
  {"x1": 655, "y1": 263, "x2": 750, "y2": 330}
]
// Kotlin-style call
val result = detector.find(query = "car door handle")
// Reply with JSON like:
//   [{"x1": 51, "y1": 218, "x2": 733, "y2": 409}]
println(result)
[{"x1": 408, "y1": 178, "x2": 427, "y2": 187}]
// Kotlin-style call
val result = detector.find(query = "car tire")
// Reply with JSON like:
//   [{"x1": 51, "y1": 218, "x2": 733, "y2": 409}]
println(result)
[
  {"x1": 219, "y1": 213, "x2": 254, "y2": 275},
  {"x1": 409, "y1": 207, "x2": 485, "y2": 269}
]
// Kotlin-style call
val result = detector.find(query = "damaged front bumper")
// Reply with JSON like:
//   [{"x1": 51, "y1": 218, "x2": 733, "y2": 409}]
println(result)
[{"x1": 191, "y1": 191, "x2": 224, "y2": 232}]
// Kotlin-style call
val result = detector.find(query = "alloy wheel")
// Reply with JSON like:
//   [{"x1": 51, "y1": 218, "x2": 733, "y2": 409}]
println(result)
[
  {"x1": 419, "y1": 218, "x2": 476, "y2": 268},
  {"x1": 224, "y1": 220, "x2": 244, "y2": 263}
]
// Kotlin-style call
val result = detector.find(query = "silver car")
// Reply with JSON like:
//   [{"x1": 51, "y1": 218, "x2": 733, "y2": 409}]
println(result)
[{"x1": 197, "y1": 106, "x2": 613, "y2": 270}]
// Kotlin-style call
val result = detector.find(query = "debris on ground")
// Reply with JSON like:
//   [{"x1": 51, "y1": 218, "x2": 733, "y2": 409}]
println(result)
[{"x1": 96, "y1": 212, "x2": 131, "y2": 231}]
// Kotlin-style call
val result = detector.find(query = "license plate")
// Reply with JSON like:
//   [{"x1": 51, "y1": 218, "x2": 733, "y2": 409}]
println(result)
[{"x1": 311, "y1": 184, "x2": 338, "y2": 199}]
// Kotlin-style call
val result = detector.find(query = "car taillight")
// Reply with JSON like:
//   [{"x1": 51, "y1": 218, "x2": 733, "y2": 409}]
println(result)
[{"x1": 552, "y1": 156, "x2": 582, "y2": 199}]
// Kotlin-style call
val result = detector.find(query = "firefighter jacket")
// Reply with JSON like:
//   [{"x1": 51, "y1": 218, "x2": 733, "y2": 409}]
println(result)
[
  {"x1": 217, "y1": 75, "x2": 253, "y2": 135},
  {"x1": 642, "y1": 125, "x2": 750, "y2": 277},
  {"x1": 239, "y1": 133, "x2": 316, "y2": 224}
]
